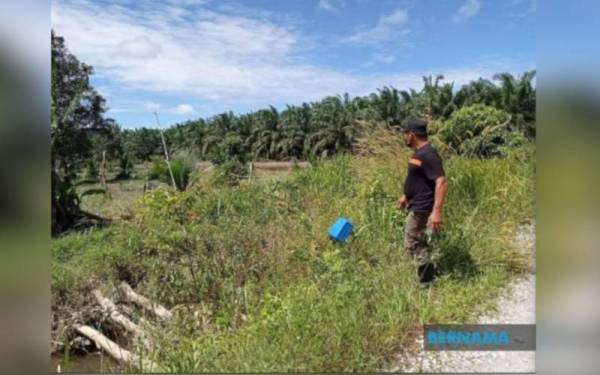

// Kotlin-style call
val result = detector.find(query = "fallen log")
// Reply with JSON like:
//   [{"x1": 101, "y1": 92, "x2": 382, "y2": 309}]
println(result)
[
  {"x1": 118, "y1": 282, "x2": 173, "y2": 321},
  {"x1": 74, "y1": 325, "x2": 162, "y2": 372},
  {"x1": 92, "y1": 289, "x2": 151, "y2": 350}
]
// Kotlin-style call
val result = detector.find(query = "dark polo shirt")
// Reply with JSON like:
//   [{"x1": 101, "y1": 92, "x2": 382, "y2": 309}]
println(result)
[{"x1": 403, "y1": 143, "x2": 445, "y2": 213}]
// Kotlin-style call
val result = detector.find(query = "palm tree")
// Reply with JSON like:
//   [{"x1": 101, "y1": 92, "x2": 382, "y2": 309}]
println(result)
[
  {"x1": 251, "y1": 106, "x2": 282, "y2": 159},
  {"x1": 399, "y1": 87, "x2": 422, "y2": 120},
  {"x1": 235, "y1": 113, "x2": 255, "y2": 158},
  {"x1": 515, "y1": 70, "x2": 536, "y2": 123},
  {"x1": 185, "y1": 119, "x2": 208, "y2": 156},
  {"x1": 493, "y1": 70, "x2": 536, "y2": 136},
  {"x1": 421, "y1": 75, "x2": 456, "y2": 120},
  {"x1": 453, "y1": 78, "x2": 500, "y2": 108},
  {"x1": 346, "y1": 95, "x2": 371, "y2": 120},
  {"x1": 493, "y1": 73, "x2": 519, "y2": 114},
  {"x1": 308, "y1": 96, "x2": 356, "y2": 157},
  {"x1": 369, "y1": 87, "x2": 402, "y2": 125},
  {"x1": 278, "y1": 104, "x2": 312, "y2": 159}
]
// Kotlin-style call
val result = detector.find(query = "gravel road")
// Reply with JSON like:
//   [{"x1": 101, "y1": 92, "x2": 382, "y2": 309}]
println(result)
[{"x1": 387, "y1": 222, "x2": 536, "y2": 373}]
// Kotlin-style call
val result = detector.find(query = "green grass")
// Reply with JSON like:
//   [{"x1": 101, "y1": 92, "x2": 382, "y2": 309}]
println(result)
[
  {"x1": 75, "y1": 163, "x2": 294, "y2": 220},
  {"x1": 52, "y1": 135, "x2": 534, "y2": 372},
  {"x1": 76, "y1": 179, "x2": 149, "y2": 219}
]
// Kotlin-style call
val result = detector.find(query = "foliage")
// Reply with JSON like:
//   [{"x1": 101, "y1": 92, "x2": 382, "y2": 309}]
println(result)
[
  {"x1": 84, "y1": 157, "x2": 99, "y2": 180},
  {"x1": 121, "y1": 127, "x2": 162, "y2": 161},
  {"x1": 51, "y1": 170, "x2": 82, "y2": 235},
  {"x1": 51, "y1": 32, "x2": 116, "y2": 178},
  {"x1": 115, "y1": 154, "x2": 133, "y2": 180},
  {"x1": 50, "y1": 33, "x2": 536, "y2": 192},
  {"x1": 51, "y1": 31, "x2": 116, "y2": 235},
  {"x1": 437, "y1": 104, "x2": 525, "y2": 158},
  {"x1": 108, "y1": 72, "x2": 535, "y2": 164},
  {"x1": 149, "y1": 156, "x2": 194, "y2": 192},
  {"x1": 52, "y1": 126, "x2": 534, "y2": 371}
]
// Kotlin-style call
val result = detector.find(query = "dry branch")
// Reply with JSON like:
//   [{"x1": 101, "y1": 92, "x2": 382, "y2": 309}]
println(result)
[
  {"x1": 74, "y1": 325, "x2": 162, "y2": 372},
  {"x1": 118, "y1": 282, "x2": 173, "y2": 321},
  {"x1": 92, "y1": 289, "x2": 151, "y2": 349}
]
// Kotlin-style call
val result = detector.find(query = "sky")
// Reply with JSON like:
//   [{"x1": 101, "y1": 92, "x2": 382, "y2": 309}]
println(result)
[{"x1": 51, "y1": 0, "x2": 536, "y2": 128}]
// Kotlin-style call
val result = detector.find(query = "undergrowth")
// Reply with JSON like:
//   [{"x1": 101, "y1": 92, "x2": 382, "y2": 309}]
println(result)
[{"x1": 52, "y1": 128, "x2": 534, "y2": 372}]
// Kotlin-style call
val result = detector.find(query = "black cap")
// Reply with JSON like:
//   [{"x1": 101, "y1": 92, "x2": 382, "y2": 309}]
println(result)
[{"x1": 402, "y1": 118, "x2": 428, "y2": 136}]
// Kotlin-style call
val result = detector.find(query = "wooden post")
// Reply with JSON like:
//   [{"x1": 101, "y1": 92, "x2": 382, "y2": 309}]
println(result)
[
  {"x1": 153, "y1": 111, "x2": 177, "y2": 189},
  {"x1": 100, "y1": 150, "x2": 110, "y2": 197}
]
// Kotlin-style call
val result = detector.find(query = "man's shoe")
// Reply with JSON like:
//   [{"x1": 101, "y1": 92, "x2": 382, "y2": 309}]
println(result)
[{"x1": 417, "y1": 263, "x2": 436, "y2": 284}]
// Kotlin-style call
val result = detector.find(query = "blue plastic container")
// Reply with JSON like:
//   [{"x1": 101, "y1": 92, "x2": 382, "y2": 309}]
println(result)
[{"x1": 328, "y1": 217, "x2": 353, "y2": 242}]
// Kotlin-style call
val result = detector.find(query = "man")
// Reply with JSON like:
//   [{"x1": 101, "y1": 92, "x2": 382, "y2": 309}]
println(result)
[{"x1": 396, "y1": 118, "x2": 448, "y2": 286}]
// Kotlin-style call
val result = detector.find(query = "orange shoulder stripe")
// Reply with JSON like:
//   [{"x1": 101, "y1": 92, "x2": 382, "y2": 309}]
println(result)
[{"x1": 409, "y1": 158, "x2": 422, "y2": 167}]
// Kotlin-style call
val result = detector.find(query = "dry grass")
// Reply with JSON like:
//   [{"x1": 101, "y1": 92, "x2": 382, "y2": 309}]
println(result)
[{"x1": 76, "y1": 179, "x2": 165, "y2": 220}]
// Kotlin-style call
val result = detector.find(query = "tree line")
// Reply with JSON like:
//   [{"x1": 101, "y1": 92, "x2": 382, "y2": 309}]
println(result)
[
  {"x1": 51, "y1": 31, "x2": 535, "y2": 234},
  {"x1": 117, "y1": 71, "x2": 534, "y2": 165}
]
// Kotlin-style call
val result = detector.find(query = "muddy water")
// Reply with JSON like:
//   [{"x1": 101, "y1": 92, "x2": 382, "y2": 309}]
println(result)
[{"x1": 50, "y1": 352, "x2": 125, "y2": 373}]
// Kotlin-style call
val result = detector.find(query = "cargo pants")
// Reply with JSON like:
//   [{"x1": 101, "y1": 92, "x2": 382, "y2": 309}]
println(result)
[{"x1": 404, "y1": 210, "x2": 436, "y2": 282}]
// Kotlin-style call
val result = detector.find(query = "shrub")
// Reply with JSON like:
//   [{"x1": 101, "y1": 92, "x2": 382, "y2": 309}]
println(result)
[
  {"x1": 171, "y1": 160, "x2": 193, "y2": 191},
  {"x1": 148, "y1": 157, "x2": 193, "y2": 191},
  {"x1": 210, "y1": 159, "x2": 249, "y2": 187},
  {"x1": 114, "y1": 155, "x2": 133, "y2": 180},
  {"x1": 84, "y1": 157, "x2": 99, "y2": 180},
  {"x1": 438, "y1": 104, "x2": 519, "y2": 158}
]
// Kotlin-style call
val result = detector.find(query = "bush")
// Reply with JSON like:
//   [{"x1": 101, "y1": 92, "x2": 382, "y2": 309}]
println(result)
[
  {"x1": 210, "y1": 159, "x2": 248, "y2": 187},
  {"x1": 438, "y1": 104, "x2": 520, "y2": 158},
  {"x1": 84, "y1": 157, "x2": 99, "y2": 180},
  {"x1": 114, "y1": 155, "x2": 133, "y2": 180},
  {"x1": 148, "y1": 157, "x2": 193, "y2": 191},
  {"x1": 171, "y1": 160, "x2": 193, "y2": 191}
]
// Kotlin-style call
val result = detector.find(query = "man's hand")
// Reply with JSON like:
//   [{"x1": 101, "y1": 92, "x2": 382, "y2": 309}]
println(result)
[
  {"x1": 427, "y1": 209, "x2": 443, "y2": 231},
  {"x1": 397, "y1": 195, "x2": 407, "y2": 210},
  {"x1": 428, "y1": 176, "x2": 447, "y2": 231}
]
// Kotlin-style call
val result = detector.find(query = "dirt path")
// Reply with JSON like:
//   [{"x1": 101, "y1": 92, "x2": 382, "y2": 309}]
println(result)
[{"x1": 387, "y1": 222, "x2": 536, "y2": 373}]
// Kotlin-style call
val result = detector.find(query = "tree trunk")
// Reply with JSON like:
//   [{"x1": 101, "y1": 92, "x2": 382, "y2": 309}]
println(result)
[
  {"x1": 92, "y1": 289, "x2": 151, "y2": 349},
  {"x1": 74, "y1": 325, "x2": 162, "y2": 372},
  {"x1": 100, "y1": 150, "x2": 110, "y2": 197},
  {"x1": 118, "y1": 282, "x2": 173, "y2": 321}
]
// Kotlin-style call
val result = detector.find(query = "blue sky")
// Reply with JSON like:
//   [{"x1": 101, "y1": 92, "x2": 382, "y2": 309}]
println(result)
[{"x1": 51, "y1": 0, "x2": 535, "y2": 128}]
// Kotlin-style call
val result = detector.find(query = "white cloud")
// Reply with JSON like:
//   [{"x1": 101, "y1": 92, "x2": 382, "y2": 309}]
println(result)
[
  {"x1": 144, "y1": 101, "x2": 161, "y2": 112},
  {"x1": 453, "y1": 0, "x2": 481, "y2": 23},
  {"x1": 373, "y1": 54, "x2": 396, "y2": 64},
  {"x1": 166, "y1": 0, "x2": 207, "y2": 5},
  {"x1": 318, "y1": 0, "x2": 342, "y2": 12},
  {"x1": 51, "y1": 0, "x2": 307, "y2": 104},
  {"x1": 364, "y1": 52, "x2": 396, "y2": 67},
  {"x1": 117, "y1": 36, "x2": 162, "y2": 59},
  {"x1": 171, "y1": 104, "x2": 195, "y2": 115},
  {"x1": 344, "y1": 9, "x2": 409, "y2": 44},
  {"x1": 52, "y1": 0, "x2": 529, "y2": 119}
]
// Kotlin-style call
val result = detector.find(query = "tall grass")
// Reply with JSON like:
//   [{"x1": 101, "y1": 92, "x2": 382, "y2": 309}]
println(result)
[
  {"x1": 51, "y1": 128, "x2": 534, "y2": 372},
  {"x1": 148, "y1": 157, "x2": 193, "y2": 191}
]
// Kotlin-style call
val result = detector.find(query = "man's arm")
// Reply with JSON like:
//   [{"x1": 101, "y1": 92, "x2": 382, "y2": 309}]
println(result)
[
  {"x1": 397, "y1": 194, "x2": 407, "y2": 210},
  {"x1": 427, "y1": 176, "x2": 448, "y2": 230}
]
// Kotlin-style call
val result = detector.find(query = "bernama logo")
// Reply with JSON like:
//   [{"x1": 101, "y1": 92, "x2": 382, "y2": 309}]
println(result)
[{"x1": 426, "y1": 329, "x2": 511, "y2": 346}]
